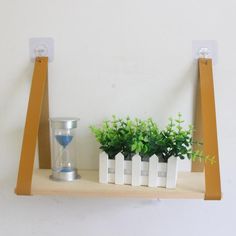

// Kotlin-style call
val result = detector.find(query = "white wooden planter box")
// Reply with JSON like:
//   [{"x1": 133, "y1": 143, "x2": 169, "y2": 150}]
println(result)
[{"x1": 99, "y1": 152, "x2": 178, "y2": 189}]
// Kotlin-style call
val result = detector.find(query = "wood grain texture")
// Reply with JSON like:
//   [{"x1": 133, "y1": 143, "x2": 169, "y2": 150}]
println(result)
[
  {"x1": 198, "y1": 58, "x2": 221, "y2": 200},
  {"x1": 15, "y1": 57, "x2": 48, "y2": 195},
  {"x1": 32, "y1": 169, "x2": 205, "y2": 199}
]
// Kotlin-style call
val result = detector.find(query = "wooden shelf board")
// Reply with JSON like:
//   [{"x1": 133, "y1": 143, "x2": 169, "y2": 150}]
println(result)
[{"x1": 32, "y1": 169, "x2": 205, "y2": 199}]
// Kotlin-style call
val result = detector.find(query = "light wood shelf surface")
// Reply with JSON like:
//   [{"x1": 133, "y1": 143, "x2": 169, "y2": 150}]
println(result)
[{"x1": 32, "y1": 169, "x2": 205, "y2": 199}]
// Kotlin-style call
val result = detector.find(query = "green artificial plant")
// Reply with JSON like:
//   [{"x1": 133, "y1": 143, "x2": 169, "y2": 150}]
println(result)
[{"x1": 90, "y1": 114, "x2": 215, "y2": 164}]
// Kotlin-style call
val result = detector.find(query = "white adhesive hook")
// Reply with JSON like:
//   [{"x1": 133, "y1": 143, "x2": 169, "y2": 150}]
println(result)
[
  {"x1": 29, "y1": 38, "x2": 54, "y2": 62},
  {"x1": 199, "y1": 47, "x2": 210, "y2": 58},
  {"x1": 34, "y1": 44, "x2": 48, "y2": 57},
  {"x1": 192, "y1": 40, "x2": 218, "y2": 64}
]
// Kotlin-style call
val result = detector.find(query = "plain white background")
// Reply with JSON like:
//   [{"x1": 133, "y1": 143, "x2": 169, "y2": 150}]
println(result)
[{"x1": 0, "y1": 0, "x2": 235, "y2": 235}]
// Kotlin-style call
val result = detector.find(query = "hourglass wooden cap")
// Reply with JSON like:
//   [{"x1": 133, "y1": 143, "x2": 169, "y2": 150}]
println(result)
[{"x1": 50, "y1": 117, "x2": 79, "y2": 129}]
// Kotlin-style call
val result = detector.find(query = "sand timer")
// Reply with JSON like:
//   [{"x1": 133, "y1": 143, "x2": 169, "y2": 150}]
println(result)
[{"x1": 50, "y1": 118, "x2": 80, "y2": 181}]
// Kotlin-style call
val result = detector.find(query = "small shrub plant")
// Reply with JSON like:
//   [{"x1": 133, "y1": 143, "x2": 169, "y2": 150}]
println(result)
[{"x1": 90, "y1": 114, "x2": 215, "y2": 163}]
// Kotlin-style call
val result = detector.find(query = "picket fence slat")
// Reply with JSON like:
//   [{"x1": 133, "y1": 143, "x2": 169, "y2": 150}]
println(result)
[
  {"x1": 99, "y1": 152, "x2": 108, "y2": 183},
  {"x1": 99, "y1": 152, "x2": 178, "y2": 188},
  {"x1": 166, "y1": 156, "x2": 178, "y2": 188},
  {"x1": 148, "y1": 155, "x2": 158, "y2": 187},
  {"x1": 115, "y1": 153, "x2": 124, "y2": 185},
  {"x1": 132, "y1": 154, "x2": 141, "y2": 186}
]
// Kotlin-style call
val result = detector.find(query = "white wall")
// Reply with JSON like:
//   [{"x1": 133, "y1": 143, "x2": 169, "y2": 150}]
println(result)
[{"x1": 0, "y1": 0, "x2": 235, "y2": 235}]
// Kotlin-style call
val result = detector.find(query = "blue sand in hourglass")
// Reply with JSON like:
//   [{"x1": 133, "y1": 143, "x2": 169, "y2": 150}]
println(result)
[
  {"x1": 56, "y1": 135, "x2": 73, "y2": 148},
  {"x1": 55, "y1": 135, "x2": 73, "y2": 172}
]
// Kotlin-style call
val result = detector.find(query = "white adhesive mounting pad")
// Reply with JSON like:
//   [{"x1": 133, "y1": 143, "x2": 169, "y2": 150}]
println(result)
[
  {"x1": 29, "y1": 38, "x2": 54, "y2": 62},
  {"x1": 192, "y1": 40, "x2": 218, "y2": 64}
]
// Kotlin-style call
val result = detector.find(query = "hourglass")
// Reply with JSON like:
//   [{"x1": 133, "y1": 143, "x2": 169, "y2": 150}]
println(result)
[{"x1": 50, "y1": 118, "x2": 80, "y2": 181}]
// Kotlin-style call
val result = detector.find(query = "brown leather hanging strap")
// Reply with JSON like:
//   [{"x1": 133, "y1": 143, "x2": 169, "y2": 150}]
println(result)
[
  {"x1": 198, "y1": 58, "x2": 221, "y2": 200},
  {"x1": 15, "y1": 57, "x2": 50, "y2": 195}
]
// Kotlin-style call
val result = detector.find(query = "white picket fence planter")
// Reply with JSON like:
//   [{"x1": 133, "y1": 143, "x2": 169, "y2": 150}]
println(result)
[{"x1": 99, "y1": 152, "x2": 178, "y2": 189}]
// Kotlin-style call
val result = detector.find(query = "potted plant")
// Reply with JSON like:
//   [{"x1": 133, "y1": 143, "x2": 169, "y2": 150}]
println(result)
[{"x1": 90, "y1": 114, "x2": 215, "y2": 188}]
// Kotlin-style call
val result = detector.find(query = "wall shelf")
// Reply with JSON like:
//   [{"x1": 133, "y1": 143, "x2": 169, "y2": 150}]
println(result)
[
  {"x1": 15, "y1": 56, "x2": 222, "y2": 200},
  {"x1": 32, "y1": 169, "x2": 205, "y2": 199}
]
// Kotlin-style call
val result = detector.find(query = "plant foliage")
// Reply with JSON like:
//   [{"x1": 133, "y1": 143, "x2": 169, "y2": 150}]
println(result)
[{"x1": 90, "y1": 114, "x2": 215, "y2": 164}]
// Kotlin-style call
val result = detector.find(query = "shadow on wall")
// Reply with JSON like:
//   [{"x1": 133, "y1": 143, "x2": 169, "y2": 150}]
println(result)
[
  {"x1": 154, "y1": 61, "x2": 198, "y2": 124},
  {"x1": 0, "y1": 64, "x2": 34, "y2": 181},
  {"x1": 0, "y1": 63, "x2": 34, "y2": 115},
  {"x1": 3, "y1": 127, "x2": 24, "y2": 182},
  {"x1": 77, "y1": 127, "x2": 100, "y2": 170}
]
